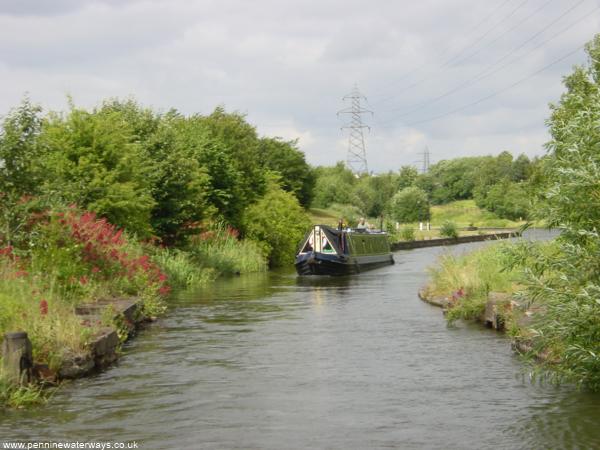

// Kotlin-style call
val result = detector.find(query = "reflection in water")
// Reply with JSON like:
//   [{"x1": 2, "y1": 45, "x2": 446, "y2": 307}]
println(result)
[{"x1": 1, "y1": 233, "x2": 598, "y2": 450}]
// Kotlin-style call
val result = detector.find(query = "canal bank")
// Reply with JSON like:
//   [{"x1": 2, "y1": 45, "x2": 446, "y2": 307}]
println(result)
[
  {"x1": 390, "y1": 229, "x2": 519, "y2": 251},
  {"x1": 2, "y1": 235, "x2": 599, "y2": 449}
]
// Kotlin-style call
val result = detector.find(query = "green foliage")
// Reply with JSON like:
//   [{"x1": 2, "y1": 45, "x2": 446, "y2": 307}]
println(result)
[
  {"x1": 150, "y1": 248, "x2": 216, "y2": 289},
  {"x1": 430, "y1": 199, "x2": 519, "y2": 228},
  {"x1": 40, "y1": 104, "x2": 156, "y2": 237},
  {"x1": 506, "y1": 34, "x2": 600, "y2": 390},
  {"x1": 397, "y1": 165, "x2": 419, "y2": 190},
  {"x1": 389, "y1": 187, "x2": 431, "y2": 223},
  {"x1": 311, "y1": 162, "x2": 356, "y2": 208},
  {"x1": 0, "y1": 99, "x2": 45, "y2": 245},
  {"x1": 399, "y1": 226, "x2": 416, "y2": 241},
  {"x1": 427, "y1": 243, "x2": 519, "y2": 324},
  {"x1": 328, "y1": 203, "x2": 362, "y2": 226},
  {"x1": 258, "y1": 137, "x2": 315, "y2": 207},
  {"x1": 429, "y1": 157, "x2": 482, "y2": 204},
  {"x1": 475, "y1": 180, "x2": 530, "y2": 221},
  {"x1": 200, "y1": 107, "x2": 267, "y2": 221},
  {"x1": 422, "y1": 153, "x2": 538, "y2": 221},
  {"x1": 244, "y1": 180, "x2": 311, "y2": 267},
  {"x1": 439, "y1": 221, "x2": 459, "y2": 239},
  {"x1": 0, "y1": 378, "x2": 48, "y2": 408},
  {"x1": 188, "y1": 222, "x2": 267, "y2": 275}
]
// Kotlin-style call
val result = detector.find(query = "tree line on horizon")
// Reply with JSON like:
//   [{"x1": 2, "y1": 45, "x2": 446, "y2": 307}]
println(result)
[{"x1": 310, "y1": 151, "x2": 540, "y2": 225}]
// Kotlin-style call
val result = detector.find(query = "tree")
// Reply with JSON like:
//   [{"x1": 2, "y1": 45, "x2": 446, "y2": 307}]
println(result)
[
  {"x1": 0, "y1": 98, "x2": 45, "y2": 244},
  {"x1": 397, "y1": 165, "x2": 419, "y2": 190},
  {"x1": 144, "y1": 113, "x2": 213, "y2": 245},
  {"x1": 508, "y1": 34, "x2": 600, "y2": 389},
  {"x1": 40, "y1": 104, "x2": 156, "y2": 237},
  {"x1": 511, "y1": 154, "x2": 532, "y2": 182},
  {"x1": 258, "y1": 137, "x2": 315, "y2": 207},
  {"x1": 200, "y1": 107, "x2": 267, "y2": 212},
  {"x1": 428, "y1": 157, "x2": 482, "y2": 204},
  {"x1": 243, "y1": 177, "x2": 311, "y2": 267},
  {"x1": 389, "y1": 187, "x2": 430, "y2": 223},
  {"x1": 311, "y1": 162, "x2": 356, "y2": 208}
]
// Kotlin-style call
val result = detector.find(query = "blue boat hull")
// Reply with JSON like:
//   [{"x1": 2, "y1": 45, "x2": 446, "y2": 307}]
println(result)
[{"x1": 295, "y1": 251, "x2": 394, "y2": 276}]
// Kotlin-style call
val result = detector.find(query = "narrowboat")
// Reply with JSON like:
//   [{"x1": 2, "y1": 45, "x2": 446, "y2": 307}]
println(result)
[{"x1": 295, "y1": 225, "x2": 394, "y2": 276}]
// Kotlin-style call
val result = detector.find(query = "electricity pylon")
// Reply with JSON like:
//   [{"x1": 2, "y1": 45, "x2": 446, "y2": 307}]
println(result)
[
  {"x1": 419, "y1": 146, "x2": 431, "y2": 174},
  {"x1": 337, "y1": 85, "x2": 372, "y2": 175}
]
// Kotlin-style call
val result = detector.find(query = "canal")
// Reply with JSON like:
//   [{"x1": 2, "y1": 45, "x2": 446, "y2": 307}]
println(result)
[{"x1": 2, "y1": 237, "x2": 600, "y2": 449}]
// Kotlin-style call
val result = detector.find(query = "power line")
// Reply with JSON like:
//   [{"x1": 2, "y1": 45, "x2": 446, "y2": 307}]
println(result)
[
  {"x1": 374, "y1": 0, "x2": 533, "y2": 105},
  {"x1": 378, "y1": 0, "x2": 592, "y2": 122},
  {"x1": 441, "y1": 0, "x2": 531, "y2": 69},
  {"x1": 370, "y1": 0, "x2": 513, "y2": 99},
  {"x1": 403, "y1": 42, "x2": 586, "y2": 127},
  {"x1": 447, "y1": 0, "x2": 557, "y2": 69}
]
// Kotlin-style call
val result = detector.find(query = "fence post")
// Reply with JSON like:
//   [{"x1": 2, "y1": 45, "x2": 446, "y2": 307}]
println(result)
[{"x1": 1, "y1": 331, "x2": 33, "y2": 385}]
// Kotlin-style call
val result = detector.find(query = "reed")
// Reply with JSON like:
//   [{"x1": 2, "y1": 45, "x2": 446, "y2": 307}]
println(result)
[
  {"x1": 428, "y1": 242, "x2": 519, "y2": 323},
  {"x1": 188, "y1": 222, "x2": 267, "y2": 276}
]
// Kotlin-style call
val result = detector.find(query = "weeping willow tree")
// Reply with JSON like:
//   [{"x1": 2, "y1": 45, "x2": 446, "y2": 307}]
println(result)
[{"x1": 507, "y1": 34, "x2": 600, "y2": 389}]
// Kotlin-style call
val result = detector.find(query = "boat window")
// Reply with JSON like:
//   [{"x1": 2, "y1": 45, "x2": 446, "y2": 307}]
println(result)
[
  {"x1": 322, "y1": 237, "x2": 335, "y2": 253},
  {"x1": 301, "y1": 241, "x2": 313, "y2": 253}
]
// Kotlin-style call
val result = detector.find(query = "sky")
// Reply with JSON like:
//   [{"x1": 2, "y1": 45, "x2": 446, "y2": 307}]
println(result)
[{"x1": 0, "y1": 0, "x2": 598, "y2": 172}]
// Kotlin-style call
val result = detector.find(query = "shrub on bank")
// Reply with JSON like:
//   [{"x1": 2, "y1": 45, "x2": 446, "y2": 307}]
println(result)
[
  {"x1": 0, "y1": 205, "x2": 171, "y2": 376},
  {"x1": 439, "y1": 221, "x2": 459, "y2": 239},
  {"x1": 149, "y1": 247, "x2": 217, "y2": 289},
  {"x1": 243, "y1": 182, "x2": 311, "y2": 267},
  {"x1": 399, "y1": 226, "x2": 416, "y2": 242},
  {"x1": 428, "y1": 243, "x2": 519, "y2": 324},
  {"x1": 187, "y1": 221, "x2": 267, "y2": 276}
]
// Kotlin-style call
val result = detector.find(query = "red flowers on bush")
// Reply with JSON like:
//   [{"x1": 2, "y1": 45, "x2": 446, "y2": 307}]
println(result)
[{"x1": 57, "y1": 209, "x2": 170, "y2": 296}]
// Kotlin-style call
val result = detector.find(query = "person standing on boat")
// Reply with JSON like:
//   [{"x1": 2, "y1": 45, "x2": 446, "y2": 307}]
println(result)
[{"x1": 357, "y1": 218, "x2": 367, "y2": 229}]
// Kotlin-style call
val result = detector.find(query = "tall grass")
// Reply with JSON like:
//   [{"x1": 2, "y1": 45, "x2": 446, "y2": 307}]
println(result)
[
  {"x1": 428, "y1": 243, "x2": 519, "y2": 323},
  {"x1": 150, "y1": 248, "x2": 216, "y2": 289},
  {"x1": 0, "y1": 377, "x2": 48, "y2": 408},
  {"x1": 0, "y1": 268, "x2": 94, "y2": 370},
  {"x1": 188, "y1": 222, "x2": 268, "y2": 276}
]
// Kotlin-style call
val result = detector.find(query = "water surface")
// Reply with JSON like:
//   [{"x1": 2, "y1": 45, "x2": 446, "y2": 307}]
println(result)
[{"x1": 2, "y1": 235, "x2": 599, "y2": 449}]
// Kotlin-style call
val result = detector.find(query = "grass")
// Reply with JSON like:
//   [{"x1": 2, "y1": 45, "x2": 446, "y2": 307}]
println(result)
[
  {"x1": 308, "y1": 203, "x2": 363, "y2": 227},
  {"x1": 310, "y1": 200, "x2": 524, "y2": 233},
  {"x1": 430, "y1": 199, "x2": 524, "y2": 228},
  {"x1": 308, "y1": 208, "x2": 339, "y2": 226},
  {"x1": 427, "y1": 242, "x2": 520, "y2": 323},
  {"x1": 0, "y1": 377, "x2": 48, "y2": 408},
  {"x1": 150, "y1": 247, "x2": 216, "y2": 289},
  {"x1": 0, "y1": 269, "x2": 95, "y2": 372},
  {"x1": 187, "y1": 222, "x2": 268, "y2": 277}
]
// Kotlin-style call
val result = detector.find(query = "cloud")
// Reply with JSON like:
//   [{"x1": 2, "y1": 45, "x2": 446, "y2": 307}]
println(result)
[{"x1": 0, "y1": 0, "x2": 598, "y2": 172}]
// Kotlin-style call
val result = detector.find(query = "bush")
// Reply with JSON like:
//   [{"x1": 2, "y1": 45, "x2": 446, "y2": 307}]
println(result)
[
  {"x1": 244, "y1": 182, "x2": 311, "y2": 267},
  {"x1": 150, "y1": 247, "x2": 216, "y2": 289},
  {"x1": 439, "y1": 221, "x2": 459, "y2": 239},
  {"x1": 0, "y1": 204, "x2": 172, "y2": 377},
  {"x1": 389, "y1": 187, "x2": 430, "y2": 223},
  {"x1": 328, "y1": 203, "x2": 362, "y2": 227},
  {"x1": 427, "y1": 243, "x2": 519, "y2": 324},
  {"x1": 399, "y1": 226, "x2": 415, "y2": 241},
  {"x1": 188, "y1": 222, "x2": 267, "y2": 275}
]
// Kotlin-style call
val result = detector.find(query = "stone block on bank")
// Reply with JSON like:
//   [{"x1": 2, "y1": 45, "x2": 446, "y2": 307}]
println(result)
[
  {"x1": 91, "y1": 328, "x2": 120, "y2": 367},
  {"x1": 58, "y1": 353, "x2": 95, "y2": 379},
  {"x1": 1, "y1": 331, "x2": 33, "y2": 385},
  {"x1": 481, "y1": 292, "x2": 512, "y2": 331}
]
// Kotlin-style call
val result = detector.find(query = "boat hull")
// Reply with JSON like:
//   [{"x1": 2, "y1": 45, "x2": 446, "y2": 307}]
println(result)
[{"x1": 295, "y1": 252, "x2": 394, "y2": 276}]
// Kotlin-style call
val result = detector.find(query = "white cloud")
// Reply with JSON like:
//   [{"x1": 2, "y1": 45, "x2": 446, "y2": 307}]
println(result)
[{"x1": 0, "y1": 0, "x2": 598, "y2": 171}]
